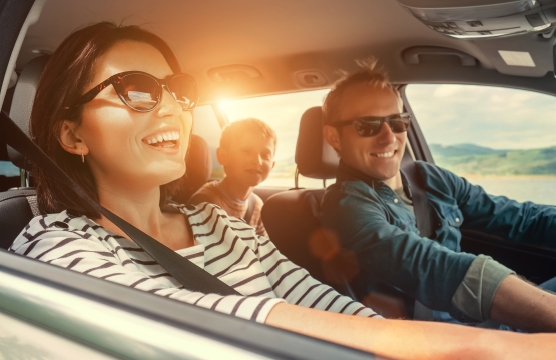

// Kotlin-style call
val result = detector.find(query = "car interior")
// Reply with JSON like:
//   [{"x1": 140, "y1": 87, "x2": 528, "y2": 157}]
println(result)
[{"x1": 1, "y1": 0, "x2": 556, "y2": 353}]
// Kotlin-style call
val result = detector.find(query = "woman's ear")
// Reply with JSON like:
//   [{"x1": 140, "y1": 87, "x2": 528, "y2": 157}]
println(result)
[
  {"x1": 58, "y1": 120, "x2": 89, "y2": 156},
  {"x1": 216, "y1": 147, "x2": 228, "y2": 166},
  {"x1": 323, "y1": 125, "x2": 342, "y2": 153}
]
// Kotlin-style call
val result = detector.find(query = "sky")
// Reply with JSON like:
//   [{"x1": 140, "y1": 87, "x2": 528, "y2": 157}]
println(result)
[{"x1": 406, "y1": 84, "x2": 556, "y2": 150}]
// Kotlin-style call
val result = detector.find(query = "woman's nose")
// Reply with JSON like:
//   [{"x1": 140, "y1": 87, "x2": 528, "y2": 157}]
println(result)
[{"x1": 156, "y1": 87, "x2": 182, "y2": 116}]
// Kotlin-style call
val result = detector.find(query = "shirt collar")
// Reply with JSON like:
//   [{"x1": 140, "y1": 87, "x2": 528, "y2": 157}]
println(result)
[{"x1": 336, "y1": 160, "x2": 413, "y2": 199}]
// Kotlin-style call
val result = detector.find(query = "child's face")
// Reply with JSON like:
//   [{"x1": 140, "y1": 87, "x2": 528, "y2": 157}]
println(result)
[{"x1": 219, "y1": 131, "x2": 275, "y2": 187}]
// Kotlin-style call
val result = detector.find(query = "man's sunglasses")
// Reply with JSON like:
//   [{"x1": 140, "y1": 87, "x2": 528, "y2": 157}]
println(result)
[
  {"x1": 67, "y1": 71, "x2": 199, "y2": 112},
  {"x1": 333, "y1": 113, "x2": 412, "y2": 137}
]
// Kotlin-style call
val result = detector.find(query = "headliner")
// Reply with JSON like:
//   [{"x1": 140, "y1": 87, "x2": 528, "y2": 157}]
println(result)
[{"x1": 17, "y1": 0, "x2": 556, "y2": 103}]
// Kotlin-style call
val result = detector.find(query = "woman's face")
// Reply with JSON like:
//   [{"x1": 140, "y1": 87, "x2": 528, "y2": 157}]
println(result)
[{"x1": 73, "y1": 41, "x2": 191, "y2": 192}]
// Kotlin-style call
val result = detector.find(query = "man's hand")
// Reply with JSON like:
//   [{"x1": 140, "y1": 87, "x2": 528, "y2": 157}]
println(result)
[{"x1": 491, "y1": 274, "x2": 556, "y2": 332}]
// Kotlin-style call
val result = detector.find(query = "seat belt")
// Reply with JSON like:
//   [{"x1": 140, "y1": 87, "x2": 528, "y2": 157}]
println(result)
[
  {"x1": 244, "y1": 193, "x2": 256, "y2": 224},
  {"x1": 401, "y1": 161, "x2": 434, "y2": 239},
  {"x1": 401, "y1": 159, "x2": 436, "y2": 320},
  {"x1": 1, "y1": 111, "x2": 239, "y2": 296}
]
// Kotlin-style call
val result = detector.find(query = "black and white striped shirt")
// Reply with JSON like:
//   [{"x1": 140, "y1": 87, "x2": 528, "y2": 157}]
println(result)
[{"x1": 10, "y1": 202, "x2": 379, "y2": 323}]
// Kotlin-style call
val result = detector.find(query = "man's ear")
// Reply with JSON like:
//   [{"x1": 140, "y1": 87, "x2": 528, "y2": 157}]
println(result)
[
  {"x1": 216, "y1": 147, "x2": 228, "y2": 166},
  {"x1": 323, "y1": 125, "x2": 342, "y2": 153},
  {"x1": 58, "y1": 120, "x2": 88, "y2": 156}
]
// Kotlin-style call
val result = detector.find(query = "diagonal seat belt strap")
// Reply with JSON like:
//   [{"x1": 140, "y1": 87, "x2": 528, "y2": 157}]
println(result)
[
  {"x1": 1, "y1": 110, "x2": 239, "y2": 296},
  {"x1": 401, "y1": 159, "x2": 435, "y2": 320},
  {"x1": 402, "y1": 161, "x2": 434, "y2": 239}
]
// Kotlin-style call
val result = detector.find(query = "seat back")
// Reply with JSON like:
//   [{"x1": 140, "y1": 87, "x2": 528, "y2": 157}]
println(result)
[
  {"x1": 262, "y1": 107, "x2": 347, "y2": 288},
  {"x1": 0, "y1": 56, "x2": 49, "y2": 249},
  {"x1": 171, "y1": 134, "x2": 212, "y2": 204}
]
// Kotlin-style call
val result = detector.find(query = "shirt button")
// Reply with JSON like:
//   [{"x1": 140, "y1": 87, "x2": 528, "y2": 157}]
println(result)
[
  {"x1": 394, "y1": 198, "x2": 399, "y2": 204},
  {"x1": 455, "y1": 217, "x2": 460, "y2": 223}
]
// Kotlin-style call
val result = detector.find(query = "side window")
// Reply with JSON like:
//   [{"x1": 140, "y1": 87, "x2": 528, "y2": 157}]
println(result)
[
  {"x1": 218, "y1": 89, "x2": 330, "y2": 188},
  {"x1": 0, "y1": 161, "x2": 19, "y2": 177},
  {"x1": 405, "y1": 84, "x2": 556, "y2": 205},
  {"x1": 192, "y1": 105, "x2": 223, "y2": 178}
]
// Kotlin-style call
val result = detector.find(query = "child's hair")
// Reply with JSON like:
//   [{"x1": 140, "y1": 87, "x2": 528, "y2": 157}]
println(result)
[{"x1": 220, "y1": 118, "x2": 277, "y2": 153}]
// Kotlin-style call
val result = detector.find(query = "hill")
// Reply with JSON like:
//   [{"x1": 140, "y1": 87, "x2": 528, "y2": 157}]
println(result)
[{"x1": 431, "y1": 144, "x2": 556, "y2": 175}]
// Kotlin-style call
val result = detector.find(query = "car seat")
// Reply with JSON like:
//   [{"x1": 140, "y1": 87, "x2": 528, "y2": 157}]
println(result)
[
  {"x1": 0, "y1": 55, "x2": 48, "y2": 250},
  {"x1": 171, "y1": 135, "x2": 212, "y2": 205},
  {"x1": 261, "y1": 107, "x2": 354, "y2": 294},
  {"x1": 261, "y1": 106, "x2": 416, "y2": 318}
]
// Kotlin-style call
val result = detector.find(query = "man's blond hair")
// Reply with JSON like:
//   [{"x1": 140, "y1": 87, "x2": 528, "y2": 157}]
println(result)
[
  {"x1": 322, "y1": 58, "x2": 402, "y2": 126},
  {"x1": 220, "y1": 118, "x2": 277, "y2": 153}
]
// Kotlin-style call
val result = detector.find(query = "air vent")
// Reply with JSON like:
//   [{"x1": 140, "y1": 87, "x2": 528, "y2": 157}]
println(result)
[{"x1": 295, "y1": 70, "x2": 327, "y2": 87}]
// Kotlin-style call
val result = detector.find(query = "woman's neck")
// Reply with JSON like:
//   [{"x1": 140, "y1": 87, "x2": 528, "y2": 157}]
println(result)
[{"x1": 94, "y1": 182, "x2": 166, "y2": 239}]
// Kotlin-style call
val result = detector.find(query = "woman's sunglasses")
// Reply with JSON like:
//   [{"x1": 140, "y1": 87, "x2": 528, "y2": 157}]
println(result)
[
  {"x1": 333, "y1": 113, "x2": 412, "y2": 137},
  {"x1": 67, "y1": 71, "x2": 199, "y2": 112}
]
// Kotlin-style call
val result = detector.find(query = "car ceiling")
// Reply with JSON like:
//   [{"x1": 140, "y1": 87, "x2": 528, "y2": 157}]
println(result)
[{"x1": 15, "y1": 0, "x2": 556, "y2": 104}]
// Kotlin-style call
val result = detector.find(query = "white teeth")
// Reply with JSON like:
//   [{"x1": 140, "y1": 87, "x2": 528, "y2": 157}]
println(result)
[
  {"x1": 144, "y1": 131, "x2": 180, "y2": 145},
  {"x1": 374, "y1": 151, "x2": 394, "y2": 158}
]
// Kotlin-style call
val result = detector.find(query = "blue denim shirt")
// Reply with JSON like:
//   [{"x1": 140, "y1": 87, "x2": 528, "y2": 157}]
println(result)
[{"x1": 319, "y1": 160, "x2": 556, "y2": 318}]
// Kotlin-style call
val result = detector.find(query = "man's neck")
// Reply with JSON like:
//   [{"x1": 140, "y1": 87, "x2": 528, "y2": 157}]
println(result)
[
  {"x1": 338, "y1": 160, "x2": 402, "y2": 190},
  {"x1": 383, "y1": 174, "x2": 403, "y2": 191},
  {"x1": 220, "y1": 176, "x2": 253, "y2": 202}
]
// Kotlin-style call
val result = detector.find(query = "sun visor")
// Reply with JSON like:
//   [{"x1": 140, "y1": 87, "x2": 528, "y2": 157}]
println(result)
[{"x1": 397, "y1": 0, "x2": 556, "y2": 39}]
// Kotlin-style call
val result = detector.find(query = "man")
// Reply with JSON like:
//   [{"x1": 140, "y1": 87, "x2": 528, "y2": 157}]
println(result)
[{"x1": 318, "y1": 59, "x2": 556, "y2": 332}]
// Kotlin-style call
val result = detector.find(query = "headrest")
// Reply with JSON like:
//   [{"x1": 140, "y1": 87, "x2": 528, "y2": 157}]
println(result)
[
  {"x1": 171, "y1": 134, "x2": 213, "y2": 204},
  {"x1": 295, "y1": 106, "x2": 339, "y2": 179},
  {"x1": 8, "y1": 55, "x2": 50, "y2": 169},
  {"x1": 185, "y1": 134, "x2": 212, "y2": 191}
]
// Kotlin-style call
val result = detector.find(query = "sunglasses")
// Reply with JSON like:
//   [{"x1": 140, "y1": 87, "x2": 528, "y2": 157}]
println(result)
[
  {"x1": 67, "y1": 71, "x2": 198, "y2": 112},
  {"x1": 333, "y1": 113, "x2": 412, "y2": 137}
]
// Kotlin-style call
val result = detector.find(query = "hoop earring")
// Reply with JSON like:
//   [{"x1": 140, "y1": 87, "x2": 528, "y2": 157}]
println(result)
[{"x1": 81, "y1": 149, "x2": 85, "y2": 163}]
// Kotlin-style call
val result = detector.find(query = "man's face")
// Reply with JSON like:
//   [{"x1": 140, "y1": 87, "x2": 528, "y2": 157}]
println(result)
[{"x1": 329, "y1": 83, "x2": 407, "y2": 187}]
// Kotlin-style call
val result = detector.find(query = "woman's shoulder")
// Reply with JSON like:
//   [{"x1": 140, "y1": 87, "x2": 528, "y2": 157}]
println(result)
[
  {"x1": 173, "y1": 202, "x2": 259, "y2": 245},
  {"x1": 10, "y1": 210, "x2": 108, "y2": 253}
]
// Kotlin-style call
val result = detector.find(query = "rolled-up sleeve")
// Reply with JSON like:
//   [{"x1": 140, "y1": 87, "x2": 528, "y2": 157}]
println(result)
[{"x1": 452, "y1": 254, "x2": 515, "y2": 322}]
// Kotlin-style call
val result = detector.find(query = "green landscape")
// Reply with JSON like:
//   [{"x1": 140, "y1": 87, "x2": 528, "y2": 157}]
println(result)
[{"x1": 430, "y1": 144, "x2": 556, "y2": 176}]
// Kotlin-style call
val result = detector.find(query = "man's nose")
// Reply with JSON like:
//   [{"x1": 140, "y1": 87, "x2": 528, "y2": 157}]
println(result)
[{"x1": 376, "y1": 122, "x2": 396, "y2": 145}]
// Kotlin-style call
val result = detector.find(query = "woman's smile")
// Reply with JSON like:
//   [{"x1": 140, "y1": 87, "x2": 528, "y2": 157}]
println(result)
[{"x1": 142, "y1": 127, "x2": 182, "y2": 154}]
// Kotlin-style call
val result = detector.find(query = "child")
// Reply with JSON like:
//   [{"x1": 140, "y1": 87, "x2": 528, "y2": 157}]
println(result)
[{"x1": 189, "y1": 118, "x2": 276, "y2": 237}]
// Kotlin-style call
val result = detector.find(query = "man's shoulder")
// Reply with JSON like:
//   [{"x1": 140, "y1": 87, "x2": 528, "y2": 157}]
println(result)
[
  {"x1": 321, "y1": 178, "x2": 381, "y2": 210},
  {"x1": 413, "y1": 161, "x2": 462, "y2": 189}
]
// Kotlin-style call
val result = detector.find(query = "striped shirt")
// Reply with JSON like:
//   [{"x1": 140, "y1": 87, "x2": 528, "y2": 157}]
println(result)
[{"x1": 9, "y1": 202, "x2": 378, "y2": 323}]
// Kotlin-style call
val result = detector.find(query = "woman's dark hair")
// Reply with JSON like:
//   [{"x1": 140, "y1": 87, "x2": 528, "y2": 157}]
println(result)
[{"x1": 31, "y1": 22, "x2": 183, "y2": 218}]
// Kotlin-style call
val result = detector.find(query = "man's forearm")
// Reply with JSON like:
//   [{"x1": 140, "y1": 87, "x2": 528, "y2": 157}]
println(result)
[{"x1": 491, "y1": 274, "x2": 556, "y2": 332}]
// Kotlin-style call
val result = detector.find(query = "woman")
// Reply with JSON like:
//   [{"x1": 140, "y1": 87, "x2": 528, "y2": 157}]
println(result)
[{"x1": 9, "y1": 22, "x2": 555, "y2": 359}]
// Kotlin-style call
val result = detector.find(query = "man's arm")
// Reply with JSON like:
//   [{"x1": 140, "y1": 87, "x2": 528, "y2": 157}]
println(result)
[
  {"x1": 319, "y1": 183, "x2": 476, "y2": 314},
  {"x1": 266, "y1": 303, "x2": 556, "y2": 359},
  {"x1": 430, "y1": 163, "x2": 556, "y2": 249},
  {"x1": 491, "y1": 274, "x2": 556, "y2": 332}
]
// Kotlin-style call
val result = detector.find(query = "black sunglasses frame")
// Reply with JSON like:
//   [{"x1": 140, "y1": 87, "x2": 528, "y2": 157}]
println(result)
[
  {"x1": 67, "y1": 71, "x2": 199, "y2": 112},
  {"x1": 333, "y1": 113, "x2": 412, "y2": 137}
]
